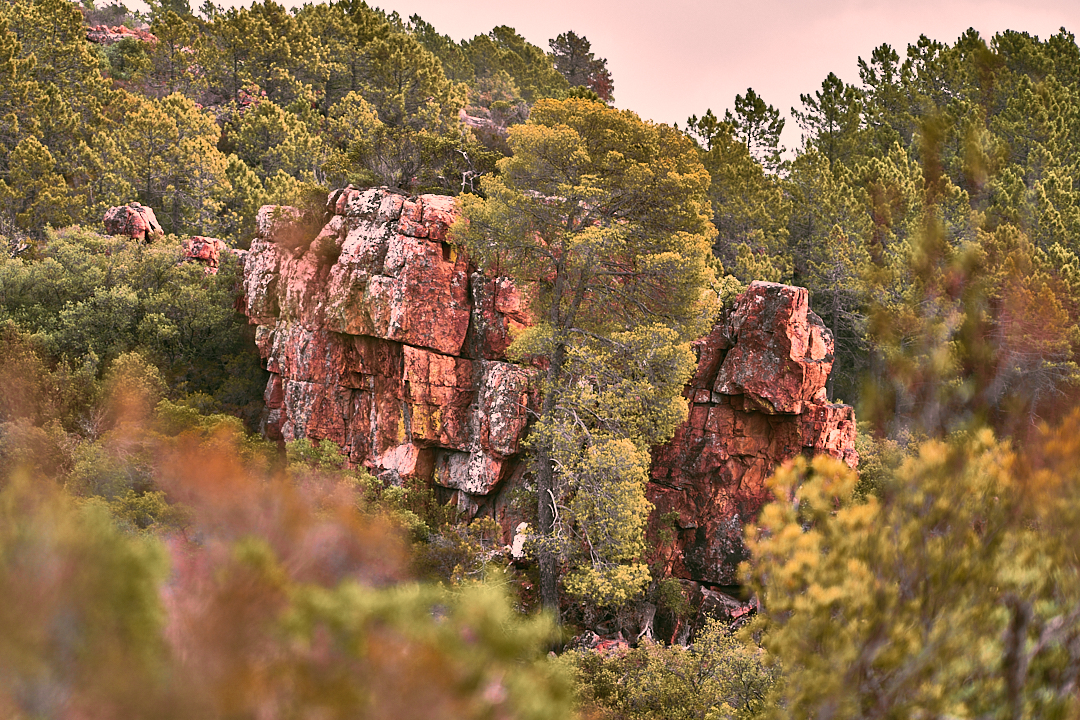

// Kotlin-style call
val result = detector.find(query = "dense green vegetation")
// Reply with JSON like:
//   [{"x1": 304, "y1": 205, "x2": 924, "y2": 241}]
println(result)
[
  {"x1": 0, "y1": 0, "x2": 602, "y2": 245},
  {"x1": 3, "y1": 0, "x2": 1080, "y2": 716}
]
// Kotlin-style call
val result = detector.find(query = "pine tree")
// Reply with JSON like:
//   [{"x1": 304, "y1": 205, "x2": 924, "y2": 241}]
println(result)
[
  {"x1": 700, "y1": 125, "x2": 791, "y2": 282},
  {"x1": 456, "y1": 98, "x2": 716, "y2": 614},
  {"x1": 724, "y1": 88, "x2": 785, "y2": 171},
  {"x1": 0, "y1": 136, "x2": 77, "y2": 234},
  {"x1": 0, "y1": 18, "x2": 40, "y2": 168},
  {"x1": 746, "y1": 421, "x2": 1080, "y2": 719},
  {"x1": 792, "y1": 72, "x2": 863, "y2": 169},
  {"x1": 147, "y1": 10, "x2": 205, "y2": 98},
  {"x1": 548, "y1": 31, "x2": 613, "y2": 102}
]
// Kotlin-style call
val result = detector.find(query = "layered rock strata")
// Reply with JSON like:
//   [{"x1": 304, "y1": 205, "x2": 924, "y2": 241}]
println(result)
[{"x1": 240, "y1": 186, "x2": 857, "y2": 585}]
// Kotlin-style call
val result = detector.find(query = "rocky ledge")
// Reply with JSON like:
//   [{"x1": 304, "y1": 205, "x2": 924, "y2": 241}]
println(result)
[
  {"x1": 239, "y1": 186, "x2": 857, "y2": 585},
  {"x1": 85, "y1": 24, "x2": 158, "y2": 46}
]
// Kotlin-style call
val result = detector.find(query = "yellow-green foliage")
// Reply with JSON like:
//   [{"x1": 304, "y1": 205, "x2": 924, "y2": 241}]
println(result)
[
  {"x1": 564, "y1": 563, "x2": 651, "y2": 610},
  {"x1": 0, "y1": 474, "x2": 169, "y2": 716},
  {"x1": 567, "y1": 619, "x2": 777, "y2": 720},
  {"x1": 454, "y1": 97, "x2": 716, "y2": 614},
  {"x1": 560, "y1": 438, "x2": 651, "y2": 607},
  {"x1": 567, "y1": 439, "x2": 650, "y2": 563},
  {"x1": 746, "y1": 422, "x2": 1080, "y2": 718}
]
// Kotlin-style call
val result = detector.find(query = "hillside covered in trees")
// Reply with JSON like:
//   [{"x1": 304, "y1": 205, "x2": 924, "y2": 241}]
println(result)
[{"x1": 4, "y1": 0, "x2": 1080, "y2": 716}]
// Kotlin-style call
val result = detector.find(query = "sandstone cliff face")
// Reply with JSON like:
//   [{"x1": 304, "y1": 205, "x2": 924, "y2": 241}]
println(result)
[
  {"x1": 648, "y1": 282, "x2": 857, "y2": 585},
  {"x1": 240, "y1": 186, "x2": 857, "y2": 586},
  {"x1": 243, "y1": 187, "x2": 534, "y2": 511}
]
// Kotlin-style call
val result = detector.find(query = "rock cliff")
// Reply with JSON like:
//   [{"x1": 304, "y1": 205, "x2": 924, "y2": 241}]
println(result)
[
  {"x1": 242, "y1": 187, "x2": 534, "y2": 507},
  {"x1": 240, "y1": 186, "x2": 857, "y2": 586},
  {"x1": 648, "y1": 282, "x2": 857, "y2": 585},
  {"x1": 85, "y1": 24, "x2": 158, "y2": 46}
]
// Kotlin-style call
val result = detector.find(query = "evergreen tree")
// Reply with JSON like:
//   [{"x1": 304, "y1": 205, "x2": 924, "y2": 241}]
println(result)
[
  {"x1": 0, "y1": 136, "x2": 78, "y2": 234},
  {"x1": 684, "y1": 108, "x2": 727, "y2": 152},
  {"x1": 549, "y1": 31, "x2": 614, "y2": 102},
  {"x1": 0, "y1": 18, "x2": 40, "y2": 169},
  {"x1": 700, "y1": 125, "x2": 791, "y2": 282},
  {"x1": 3, "y1": 0, "x2": 114, "y2": 192},
  {"x1": 146, "y1": 10, "x2": 205, "y2": 98},
  {"x1": 218, "y1": 154, "x2": 265, "y2": 245},
  {"x1": 464, "y1": 27, "x2": 569, "y2": 105},
  {"x1": 792, "y1": 72, "x2": 864, "y2": 168},
  {"x1": 456, "y1": 98, "x2": 716, "y2": 615},
  {"x1": 233, "y1": 97, "x2": 319, "y2": 182},
  {"x1": 408, "y1": 14, "x2": 472, "y2": 84},
  {"x1": 357, "y1": 31, "x2": 460, "y2": 131},
  {"x1": 747, "y1": 422, "x2": 1080, "y2": 719},
  {"x1": 858, "y1": 43, "x2": 913, "y2": 149},
  {"x1": 724, "y1": 88, "x2": 785, "y2": 171}
]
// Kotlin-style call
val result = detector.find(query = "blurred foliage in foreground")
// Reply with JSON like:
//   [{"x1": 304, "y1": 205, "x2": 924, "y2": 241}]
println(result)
[
  {"x1": 9, "y1": 346, "x2": 1080, "y2": 718},
  {"x1": 743, "y1": 417, "x2": 1080, "y2": 719},
  {"x1": 0, "y1": 400, "x2": 573, "y2": 719},
  {"x1": 565, "y1": 619, "x2": 777, "y2": 720}
]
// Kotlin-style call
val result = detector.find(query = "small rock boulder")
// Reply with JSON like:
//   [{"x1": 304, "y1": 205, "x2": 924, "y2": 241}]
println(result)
[
  {"x1": 103, "y1": 203, "x2": 164, "y2": 243},
  {"x1": 183, "y1": 236, "x2": 227, "y2": 273}
]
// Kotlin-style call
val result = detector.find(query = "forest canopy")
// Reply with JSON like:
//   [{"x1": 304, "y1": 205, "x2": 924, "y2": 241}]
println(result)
[{"x1": 3, "y1": 0, "x2": 1080, "y2": 717}]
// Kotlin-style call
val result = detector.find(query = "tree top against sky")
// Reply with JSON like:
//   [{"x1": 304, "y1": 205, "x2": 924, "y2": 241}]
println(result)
[{"x1": 123, "y1": 0, "x2": 1080, "y2": 156}]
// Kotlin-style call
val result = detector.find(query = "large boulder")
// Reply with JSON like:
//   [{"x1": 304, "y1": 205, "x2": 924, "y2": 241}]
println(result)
[
  {"x1": 715, "y1": 282, "x2": 833, "y2": 413},
  {"x1": 103, "y1": 203, "x2": 163, "y2": 243}
]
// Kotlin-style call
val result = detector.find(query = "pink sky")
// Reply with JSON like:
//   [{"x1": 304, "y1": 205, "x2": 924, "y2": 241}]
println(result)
[
  {"x1": 358, "y1": 0, "x2": 1080, "y2": 152},
  {"x1": 136, "y1": 0, "x2": 1080, "y2": 151}
]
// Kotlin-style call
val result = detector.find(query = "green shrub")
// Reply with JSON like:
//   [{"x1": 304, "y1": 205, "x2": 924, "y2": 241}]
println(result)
[{"x1": 568, "y1": 619, "x2": 778, "y2": 720}]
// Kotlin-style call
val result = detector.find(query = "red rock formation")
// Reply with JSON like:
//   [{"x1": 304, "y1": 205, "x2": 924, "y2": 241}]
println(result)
[
  {"x1": 648, "y1": 282, "x2": 857, "y2": 585},
  {"x1": 85, "y1": 24, "x2": 158, "y2": 45},
  {"x1": 240, "y1": 187, "x2": 857, "y2": 587},
  {"x1": 103, "y1": 203, "x2": 163, "y2": 243},
  {"x1": 183, "y1": 236, "x2": 227, "y2": 273},
  {"x1": 242, "y1": 187, "x2": 533, "y2": 507}
]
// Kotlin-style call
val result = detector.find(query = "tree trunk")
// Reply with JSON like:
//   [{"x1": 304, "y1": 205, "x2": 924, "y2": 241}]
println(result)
[
  {"x1": 827, "y1": 286, "x2": 840, "y2": 401},
  {"x1": 535, "y1": 442, "x2": 559, "y2": 613},
  {"x1": 536, "y1": 341, "x2": 566, "y2": 617}
]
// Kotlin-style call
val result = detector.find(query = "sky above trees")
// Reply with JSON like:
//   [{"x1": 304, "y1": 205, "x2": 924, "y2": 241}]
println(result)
[{"x1": 123, "y1": 0, "x2": 1080, "y2": 153}]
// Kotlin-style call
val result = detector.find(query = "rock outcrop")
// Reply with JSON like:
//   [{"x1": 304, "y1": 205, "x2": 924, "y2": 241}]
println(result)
[
  {"x1": 103, "y1": 203, "x2": 163, "y2": 243},
  {"x1": 647, "y1": 282, "x2": 857, "y2": 585},
  {"x1": 182, "y1": 236, "x2": 227, "y2": 273},
  {"x1": 85, "y1": 24, "x2": 158, "y2": 45},
  {"x1": 243, "y1": 187, "x2": 534, "y2": 514},
  {"x1": 239, "y1": 186, "x2": 857, "y2": 586}
]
